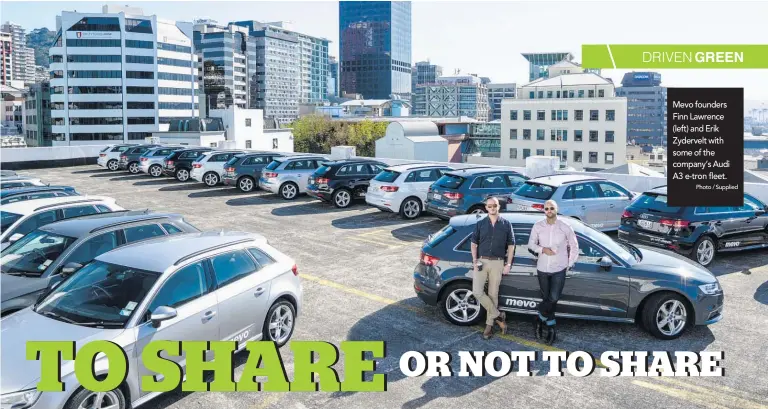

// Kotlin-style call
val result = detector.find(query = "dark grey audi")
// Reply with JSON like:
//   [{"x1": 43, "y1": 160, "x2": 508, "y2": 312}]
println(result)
[{"x1": 413, "y1": 212, "x2": 724, "y2": 339}]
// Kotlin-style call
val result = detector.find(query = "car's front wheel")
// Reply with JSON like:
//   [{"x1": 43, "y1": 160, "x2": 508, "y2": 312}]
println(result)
[
  {"x1": 641, "y1": 292, "x2": 690, "y2": 340},
  {"x1": 439, "y1": 282, "x2": 483, "y2": 326},
  {"x1": 149, "y1": 164, "x2": 163, "y2": 177},
  {"x1": 65, "y1": 386, "x2": 126, "y2": 409},
  {"x1": 263, "y1": 299, "x2": 296, "y2": 348},
  {"x1": 691, "y1": 235, "x2": 716, "y2": 267}
]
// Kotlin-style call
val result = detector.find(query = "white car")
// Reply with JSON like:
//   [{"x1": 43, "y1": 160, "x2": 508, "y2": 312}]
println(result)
[
  {"x1": 190, "y1": 150, "x2": 246, "y2": 187},
  {"x1": 0, "y1": 196, "x2": 125, "y2": 250},
  {"x1": 97, "y1": 144, "x2": 137, "y2": 171},
  {"x1": 366, "y1": 163, "x2": 454, "y2": 219},
  {"x1": 0, "y1": 176, "x2": 46, "y2": 190}
]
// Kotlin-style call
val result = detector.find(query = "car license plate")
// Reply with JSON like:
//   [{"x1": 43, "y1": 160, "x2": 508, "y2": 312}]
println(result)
[
  {"x1": 517, "y1": 204, "x2": 527, "y2": 211},
  {"x1": 638, "y1": 220, "x2": 654, "y2": 229},
  {"x1": 432, "y1": 193, "x2": 441, "y2": 200}
]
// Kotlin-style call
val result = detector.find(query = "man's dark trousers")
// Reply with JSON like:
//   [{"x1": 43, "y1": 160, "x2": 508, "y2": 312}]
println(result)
[{"x1": 537, "y1": 268, "x2": 566, "y2": 326}]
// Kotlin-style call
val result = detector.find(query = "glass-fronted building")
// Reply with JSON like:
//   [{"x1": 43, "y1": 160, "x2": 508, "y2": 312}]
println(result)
[
  {"x1": 615, "y1": 72, "x2": 667, "y2": 146},
  {"x1": 339, "y1": 1, "x2": 412, "y2": 100},
  {"x1": 521, "y1": 52, "x2": 573, "y2": 82},
  {"x1": 412, "y1": 60, "x2": 442, "y2": 91},
  {"x1": 23, "y1": 81, "x2": 52, "y2": 146},
  {"x1": 487, "y1": 83, "x2": 516, "y2": 121}
]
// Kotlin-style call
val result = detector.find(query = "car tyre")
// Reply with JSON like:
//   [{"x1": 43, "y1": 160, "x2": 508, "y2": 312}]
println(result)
[
  {"x1": 64, "y1": 386, "x2": 126, "y2": 409},
  {"x1": 263, "y1": 299, "x2": 296, "y2": 348},
  {"x1": 107, "y1": 159, "x2": 119, "y2": 171},
  {"x1": 690, "y1": 235, "x2": 716, "y2": 267},
  {"x1": 332, "y1": 188, "x2": 352, "y2": 208},
  {"x1": 149, "y1": 164, "x2": 163, "y2": 177},
  {"x1": 128, "y1": 162, "x2": 140, "y2": 174},
  {"x1": 468, "y1": 205, "x2": 486, "y2": 215},
  {"x1": 439, "y1": 281, "x2": 483, "y2": 326},
  {"x1": 175, "y1": 168, "x2": 190, "y2": 182},
  {"x1": 400, "y1": 197, "x2": 422, "y2": 219},
  {"x1": 203, "y1": 172, "x2": 219, "y2": 187},
  {"x1": 641, "y1": 292, "x2": 690, "y2": 340},
  {"x1": 238, "y1": 176, "x2": 256, "y2": 192},
  {"x1": 280, "y1": 182, "x2": 298, "y2": 200}
]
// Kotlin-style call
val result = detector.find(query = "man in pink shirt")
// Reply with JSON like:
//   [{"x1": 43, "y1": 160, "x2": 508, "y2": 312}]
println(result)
[{"x1": 527, "y1": 199, "x2": 579, "y2": 344}]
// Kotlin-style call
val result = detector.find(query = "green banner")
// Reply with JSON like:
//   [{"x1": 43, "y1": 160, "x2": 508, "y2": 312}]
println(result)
[{"x1": 582, "y1": 45, "x2": 768, "y2": 69}]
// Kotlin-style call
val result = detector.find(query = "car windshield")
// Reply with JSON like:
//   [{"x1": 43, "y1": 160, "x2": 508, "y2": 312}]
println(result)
[
  {"x1": 435, "y1": 174, "x2": 464, "y2": 189},
  {"x1": 579, "y1": 226, "x2": 638, "y2": 265},
  {"x1": 0, "y1": 230, "x2": 77, "y2": 276},
  {"x1": 374, "y1": 170, "x2": 400, "y2": 183},
  {"x1": 1, "y1": 211, "x2": 22, "y2": 230},
  {"x1": 34, "y1": 260, "x2": 161, "y2": 327},
  {"x1": 265, "y1": 160, "x2": 283, "y2": 170},
  {"x1": 633, "y1": 193, "x2": 683, "y2": 214},
  {"x1": 515, "y1": 182, "x2": 555, "y2": 200}
]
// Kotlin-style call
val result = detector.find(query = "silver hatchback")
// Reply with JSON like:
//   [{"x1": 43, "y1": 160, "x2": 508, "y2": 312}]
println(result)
[
  {"x1": 506, "y1": 175, "x2": 638, "y2": 231},
  {"x1": 0, "y1": 231, "x2": 302, "y2": 409},
  {"x1": 258, "y1": 154, "x2": 330, "y2": 200}
]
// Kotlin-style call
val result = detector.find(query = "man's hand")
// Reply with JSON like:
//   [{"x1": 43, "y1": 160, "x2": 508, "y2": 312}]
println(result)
[
  {"x1": 542, "y1": 247, "x2": 555, "y2": 256},
  {"x1": 503, "y1": 264, "x2": 511, "y2": 275}
]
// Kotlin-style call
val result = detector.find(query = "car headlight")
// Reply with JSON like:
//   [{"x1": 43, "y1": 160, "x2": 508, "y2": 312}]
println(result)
[
  {"x1": 1, "y1": 388, "x2": 42, "y2": 409},
  {"x1": 699, "y1": 283, "x2": 721, "y2": 295}
]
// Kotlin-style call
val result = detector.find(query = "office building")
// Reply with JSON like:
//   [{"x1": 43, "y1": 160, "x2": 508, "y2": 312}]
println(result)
[
  {"x1": 501, "y1": 72, "x2": 627, "y2": 171},
  {"x1": 1, "y1": 32, "x2": 11, "y2": 85},
  {"x1": 412, "y1": 60, "x2": 442, "y2": 91},
  {"x1": 487, "y1": 83, "x2": 516, "y2": 121},
  {"x1": 522, "y1": 52, "x2": 573, "y2": 82},
  {"x1": 339, "y1": 1, "x2": 412, "y2": 100},
  {"x1": 1, "y1": 22, "x2": 35, "y2": 84},
  {"x1": 329, "y1": 55, "x2": 339, "y2": 98},
  {"x1": 615, "y1": 71, "x2": 667, "y2": 146},
  {"x1": 49, "y1": 6, "x2": 198, "y2": 144},
  {"x1": 23, "y1": 81, "x2": 52, "y2": 146},
  {"x1": 193, "y1": 21, "x2": 250, "y2": 114},
  {"x1": 413, "y1": 74, "x2": 489, "y2": 121}
]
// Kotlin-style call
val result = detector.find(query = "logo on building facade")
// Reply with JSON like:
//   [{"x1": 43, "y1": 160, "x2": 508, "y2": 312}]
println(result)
[{"x1": 76, "y1": 32, "x2": 82, "y2": 38}]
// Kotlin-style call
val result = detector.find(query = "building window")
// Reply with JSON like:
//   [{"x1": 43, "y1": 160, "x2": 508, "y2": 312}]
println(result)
[
  {"x1": 523, "y1": 110, "x2": 531, "y2": 120},
  {"x1": 578, "y1": 90, "x2": 584, "y2": 98},
  {"x1": 598, "y1": 89, "x2": 605, "y2": 97},
  {"x1": 510, "y1": 148, "x2": 517, "y2": 159},
  {"x1": 606, "y1": 110, "x2": 615, "y2": 121},
  {"x1": 590, "y1": 110, "x2": 599, "y2": 121},
  {"x1": 589, "y1": 130, "x2": 598, "y2": 142},
  {"x1": 574, "y1": 151, "x2": 582, "y2": 162},
  {"x1": 556, "y1": 91, "x2": 560, "y2": 98},
  {"x1": 547, "y1": 91, "x2": 553, "y2": 98},
  {"x1": 588, "y1": 90, "x2": 595, "y2": 98},
  {"x1": 537, "y1": 110, "x2": 545, "y2": 120},
  {"x1": 523, "y1": 129, "x2": 531, "y2": 140},
  {"x1": 246, "y1": 118, "x2": 252, "y2": 127},
  {"x1": 605, "y1": 152, "x2": 614, "y2": 164},
  {"x1": 605, "y1": 131, "x2": 615, "y2": 143},
  {"x1": 568, "y1": 90, "x2": 574, "y2": 98},
  {"x1": 575, "y1": 110, "x2": 583, "y2": 121},
  {"x1": 551, "y1": 149, "x2": 567, "y2": 161},
  {"x1": 551, "y1": 129, "x2": 568, "y2": 141},
  {"x1": 537, "y1": 91, "x2": 543, "y2": 99},
  {"x1": 589, "y1": 152, "x2": 598, "y2": 163},
  {"x1": 536, "y1": 129, "x2": 545, "y2": 140},
  {"x1": 523, "y1": 149, "x2": 530, "y2": 159},
  {"x1": 536, "y1": 149, "x2": 544, "y2": 156},
  {"x1": 575, "y1": 130, "x2": 583, "y2": 142},
  {"x1": 273, "y1": 138, "x2": 278, "y2": 149},
  {"x1": 509, "y1": 129, "x2": 517, "y2": 139},
  {"x1": 510, "y1": 110, "x2": 517, "y2": 120},
  {"x1": 246, "y1": 140, "x2": 252, "y2": 149}
]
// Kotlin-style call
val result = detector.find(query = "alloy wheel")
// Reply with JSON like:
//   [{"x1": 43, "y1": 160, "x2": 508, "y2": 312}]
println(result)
[
  {"x1": 471, "y1": 208, "x2": 485, "y2": 214},
  {"x1": 129, "y1": 163, "x2": 139, "y2": 174},
  {"x1": 282, "y1": 184, "x2": 297, "y2": 199},
  {"x1": 403, "y1": 199, "x2": 420, "y2": 218},
  {"x1": 107, "y1": 160, "x2": 118, "y2": 171},
  {"x1": 696, "y1": 239, "x2": 714, "y2": 265},
  {"x1": 76, "y1": 390, "x2": 121, "y2": 409},
  {"x1": 445, "y1": 288, "x2": 480, "y2": 323},
  {"x1": 176, "y1": 169, "x2": 189, "y2": 182},
  {"x1": 334, "y1": 190, "x2": 351, "y2": 207},
  {"x1": 150, "y1": 165, "x2": 162, "y2": 177},
  {"x1": 656, "y1": 299, "x2": 687, "y2": 337},
  {"x1": 239, "y1": 177, "x2": 254, "y2": 192},
  {"x1": 268, "y1": 305, "x2": 294, "y2": 344},
  {"x1": 204, "y1": 173, "x2": 218, "y2": 186}
]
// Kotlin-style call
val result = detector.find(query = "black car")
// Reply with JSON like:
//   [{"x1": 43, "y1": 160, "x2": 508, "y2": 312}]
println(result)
[
  {"x1": 306, "y1": 159, "x2": 388, "y2": 208},
  {"x1": 223, "y1": 152, "x2": 286, "y2": 192},
  {"x1": 162, "y1": 147, "x2": 213, "y2": 181},
  {"x1": 618, "y1": 186, "x2": 768, "y2": 266},
  {"x1": 0, "y1": 186, "x2": 79, "y2": 205}
]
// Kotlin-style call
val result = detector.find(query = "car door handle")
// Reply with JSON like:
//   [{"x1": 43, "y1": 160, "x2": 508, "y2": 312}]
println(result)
[
  {"x1": 609, "y1": 204, "x2": 615, "y2": 208},
  {"x1": 581, "y1": 205, "x2": 586, "y2": 210},
  {"x1": 202, "y1": 310, "x2": 216, "y2": 322},
  {"x1": 714, "y1": 221, "x2": 722, "y2": 226},
  {"x1": 254, "y1": 287, "x2": 265, "y2": 297}
]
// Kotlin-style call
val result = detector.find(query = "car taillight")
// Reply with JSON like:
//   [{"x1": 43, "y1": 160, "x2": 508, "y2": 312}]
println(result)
[
  {"x1": 264, "y1": 172, "x2": 277, "y2": 178},
  {"x1": 99, "y1": 153, "x2": 106, "y2": 157},
  {"x1": 166, "y1": 160, "x2": 174, "y2": 166},
  {"x1": 225, "y1": 167, "x2": 235, "y2": 172},
  {"x1": 140, "y1": 157, "x2": 148, "y2": 162},
  {"x1": 120, "y1": 155, "x2": 127, "y2": 161},
  {"x1": 192, "y1": 163, "x2": 202, "y2": 168},
  {"x1": 622, "y1": 210, "x2": 633, "y2": 219},
  {"x1": 421, "y1": 251, "x2": 440, "y2": 266},
  {"x1": 660, "y1": 219, "x2": 690, "y2": 229},
  {"x1": 531, "y1": 203, "x2": 544, "y2": 211},
  {"x1": 381, "y1": 185, "x2": 398, "y2": 192},
  {"x1": 291, "y1": 264, "x2": 299, "y2": 276},
  {"x1": 316, "y1": 177, "x2": 330, "y2": 184},
  {"x1": 444, "y1": 192, "x2": 462, "y2": 200}
]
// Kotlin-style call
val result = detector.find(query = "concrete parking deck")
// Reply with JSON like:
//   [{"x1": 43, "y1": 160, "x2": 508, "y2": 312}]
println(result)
[{"x1": 18, "y1": 166, "x2": 768, "y2": 409}]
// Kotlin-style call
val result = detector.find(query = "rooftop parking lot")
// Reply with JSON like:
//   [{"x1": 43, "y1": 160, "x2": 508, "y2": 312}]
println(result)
[{"x1": 17, "y1": 165, "x2": 768, "y2": 409}]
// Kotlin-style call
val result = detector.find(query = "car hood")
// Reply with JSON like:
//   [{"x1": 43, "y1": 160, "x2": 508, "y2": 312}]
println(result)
[
  {"x1": 0, "y1": 272, "x2": 47, "y2": 302},
  {"x1": 634, "y1": 244, "x2": 717, "y2": 283},
  {"x1": 0, "y1": 309, "x2": 124, "y2": 393}
]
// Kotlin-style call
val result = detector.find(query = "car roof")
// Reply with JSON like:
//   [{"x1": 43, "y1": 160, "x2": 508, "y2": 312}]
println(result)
[
  {"x1": 279, "y1": 154, "x2": 328, "y2": 161},
  {"x1": 0, "y1": 186, "x2": 74, "y2": 197},
  {"x1": 385, "y1": 163, "x2": 453, "y2": 172},
  {"x1": 96, "y1": 230, "x2": 267, "y2": 272},
  {"x1": 238, "y1": 151, "x2": 284, "y2": 157},
  {"x1": 321, "y1": 158, "x2": 385, "y2": 166},
  {"x1": 1, "y1": 176, "x2": 41, "y2": 182},
  {"x1": 643, "y1": 186, "x2": 668, "y2": 195},
  {"x1": 450, "y1": 212, "x2": 586, "y2": 232},
  {"x1": 444, "y1": 166, "x2": 514, "y2": 176},
  {"x1": 0, "y1": 196, "x2": 116, "y2": 215},
  {"x1": 38, "y1": 210, "x2": 184, "y2": 238},
  {"x1": 526, "y1": 174, "x2": 605, "y2": 187}
]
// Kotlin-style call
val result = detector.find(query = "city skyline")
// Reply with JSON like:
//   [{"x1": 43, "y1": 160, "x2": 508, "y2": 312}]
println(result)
[{"x1": 1, "y1": 0, "x2": 767, "y2": 107}]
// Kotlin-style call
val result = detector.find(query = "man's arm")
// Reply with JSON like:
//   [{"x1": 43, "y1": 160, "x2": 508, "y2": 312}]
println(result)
[
  {"x1": 471, "y1": 223, "x2": 480, "y2": 265},
  {"x1": 527, "y1": 222, "x2": 542, "y2": 254},
  {"x1": 506, "y1": 222, "x2": 515, "y2": 265},
  {"x1": 471, "y1": 242, "x2": 478, "y2": 266},
  {"x1": 567, "y1": 224, "x2": 579, "y2": 268}
]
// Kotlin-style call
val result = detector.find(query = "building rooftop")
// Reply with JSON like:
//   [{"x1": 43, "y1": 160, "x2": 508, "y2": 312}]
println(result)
[{"x1": 522, "y1": 73, "x2": 612, "y2": 87}]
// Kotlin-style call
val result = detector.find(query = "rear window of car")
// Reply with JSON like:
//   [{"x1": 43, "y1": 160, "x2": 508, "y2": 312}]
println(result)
[
  {"x1": 314, "y1": 165, "x2": 332, "y2": 176},
  {"x1": 434, "y1": 174, "x2": 465, "y2": 189},
  {"x1": 193, "y1": 154, "x2": 209, "y2": 163},
  {"x1": 632, "y1": 193, "x2": 683, "y2": 214},
  {"x1": 1, "y1": 211, "x2": 22, "y2": 230},
  {"x1": 225, "y1": 156, "x2": 242, "y2": 166},
  {"x1": 514, "y1": 182, "x2": 555, "y2": 200},
  {"x1": 426, "y1": 225, "x2": 456, "y2": 248},
  {"x1": 374, "y1": 170, "x2": 401, "y2": 183},
  {"x1": 265, "y1": 160, "x2": 283, "y2": 170}
]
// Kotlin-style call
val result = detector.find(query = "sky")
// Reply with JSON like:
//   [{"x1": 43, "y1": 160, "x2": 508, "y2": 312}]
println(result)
[{"x1": 2, "y1": 0, "x2": 767, "y2": 111}]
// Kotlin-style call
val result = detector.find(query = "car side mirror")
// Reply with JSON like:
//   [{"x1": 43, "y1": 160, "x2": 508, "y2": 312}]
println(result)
[
  {"x1": 8, "y1": 233, "x2": 24, "y2": 243},
  {"x1": 150, "y1": 306, "x2": 177, "y2": 328},
  {"x1": 61, "y1": 261, "x2": 82, "y2": 276},
  {"x1": 755, "y1": 209, "x2": 766, "y2": 216},
  {"x1": 599, "y1": 256, "x2": 613, "y2": 270}
]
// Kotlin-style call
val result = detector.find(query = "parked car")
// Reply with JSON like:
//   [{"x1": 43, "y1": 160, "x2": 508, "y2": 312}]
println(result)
[
  {"x1": 190, "y1": 150, "x2": 246, "y2": 187},
  {"x1": 1, "y1": 170, "x2": 18, "y2": 177},
  {"x1": 139, "y1": 146, "x2": 185, "y2": 177},
  {"x1": 424, "y1": 167, "x2": 528, "y2": 219},
  {"x1": 0, "y1": 231, "x2": 302, "y2": 409},
  {"x1": 305, "y1": 159, "x2": 388, "y2": 208},
  {"x1": 162, "y1": 147, "x2": 214, "y2": 182},
  {"x1": 0, "y1": 186, "x2": 79, "y2": 205},
  {"x1": 259, "y1": 154, "x2": 330, "y2": 200},
  {"x1": 366, "y1": 163, "x2": 454, "y2": 219},
  {"x1": 118, "y1": 144, "x2": 161, "y2": 174},
  {"x1": 0, "y1": 196, "x2": 124, "y2": 251},
  {"x1": 1, "y1": 176, "x2": 46, "y2": 190},
  {"x1": 97, "y1": 144, "x2": 138, "y2": 171},
  {"x1": 0, "y1": 210, "x2": 199, "y2": 316},
  {"x1": 414, "y1": 212, "x2": 724, "y2": 340},
  {"x1": 223, "y1": 151, "x2": 286, "y2": 192},
  {"x1": 506, "y1": 174, "x2": 637, "y2": 232},
  {"x1": 618, "y1": 186, "x2": 768, "y2": 266}
]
